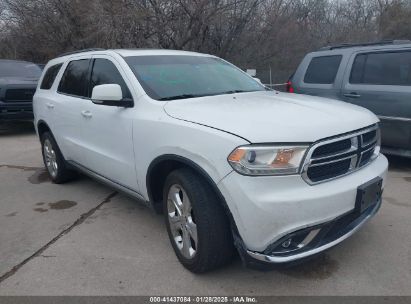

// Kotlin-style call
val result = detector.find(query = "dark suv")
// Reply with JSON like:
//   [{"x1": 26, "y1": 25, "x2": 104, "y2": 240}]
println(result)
[
  {"x1": 0, "y1": 59, "x2": 42, "y2": 122},
  {"x1": 289, "y1": 40, "x2": 411, "y2": 158}
]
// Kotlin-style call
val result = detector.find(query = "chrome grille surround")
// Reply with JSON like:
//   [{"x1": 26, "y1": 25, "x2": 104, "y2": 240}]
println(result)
[{"x1": 301, "y1": 124, "x2": 380, "y2": 185}]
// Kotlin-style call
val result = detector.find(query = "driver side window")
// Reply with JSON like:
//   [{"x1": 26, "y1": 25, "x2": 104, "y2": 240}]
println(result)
[{"x1": 90, "y1": 59, "x2": 132, "y2": 99}]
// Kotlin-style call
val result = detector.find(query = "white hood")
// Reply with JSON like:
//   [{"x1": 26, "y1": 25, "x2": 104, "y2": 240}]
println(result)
[{"x1": 163, "y1": 91, "x2": 379, "y2": 143}]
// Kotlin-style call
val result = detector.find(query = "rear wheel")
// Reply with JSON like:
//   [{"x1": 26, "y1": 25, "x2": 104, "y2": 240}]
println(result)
[
  {"x1": 163, "y1": 168, "x2": 234, "y2": 273},
  {"x1": 40, "y1": 132, "x2": 76, "y2": 183}
]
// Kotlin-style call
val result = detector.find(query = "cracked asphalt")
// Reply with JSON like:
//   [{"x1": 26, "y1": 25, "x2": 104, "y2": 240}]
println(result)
[{"x1": 0, "y1": 122, "x2": 410, "y2": 296}]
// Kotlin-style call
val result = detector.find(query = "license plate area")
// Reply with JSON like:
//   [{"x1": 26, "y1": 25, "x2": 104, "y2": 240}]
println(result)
[{"x1": 355, "y1": 177, "x2": 383, "y2": 214}]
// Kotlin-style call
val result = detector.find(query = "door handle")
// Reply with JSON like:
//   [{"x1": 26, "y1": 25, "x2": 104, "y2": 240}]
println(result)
[
  {"x1": 46, "y1": 103, "x2": 54, "y2": 109},
  {"x1": 81, "y1": 110, "x2": 92, "y2": 118},
  {"x1": 343, "y1": 92, "x2": 361, "y2": 98}
]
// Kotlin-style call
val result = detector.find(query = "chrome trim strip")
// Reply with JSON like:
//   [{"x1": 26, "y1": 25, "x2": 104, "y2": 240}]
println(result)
[
  {"x1": 378, "y1": 115, "x2": 411, "y2": 122},
  {"x1": 246, "y1": 199, "x2": 381, "y2": 264},
  {"x1": 310, "y1": 145, "x2": 357, "y2": 161},
  {"x1": 308, "y1": 153, "x2": 357, "y2": 167},
  {"x1": 301, "y1": 125, "x2": 379, "y2": 185},
  {"x1": 297, "y1": 228, "x2": 321, "y2": 249}
]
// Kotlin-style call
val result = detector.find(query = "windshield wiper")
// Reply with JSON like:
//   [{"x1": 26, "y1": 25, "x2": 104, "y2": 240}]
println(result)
[
  {"x1": 219, "y1": 90, "x2": 249, "y2": 95},
  {"x1": 158, "y1": 90, "x2": 261, "y2": 101},
  {"x1": 159, "y1": 94, "x2": 204, "y2": 101}
]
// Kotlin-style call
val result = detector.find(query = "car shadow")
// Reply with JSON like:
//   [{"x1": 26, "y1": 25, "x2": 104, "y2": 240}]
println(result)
[
  {"x1": 385, "y1": 154, "x2": 411, "y2": 173},
  {"x1": 0, "y1": 121, "x2": 35, "y2": 136}
]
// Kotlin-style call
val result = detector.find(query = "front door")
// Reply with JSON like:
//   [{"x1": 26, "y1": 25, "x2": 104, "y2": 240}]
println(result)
[{"x1": 79, "y1": 56, "x2": 139, "y2": 192}]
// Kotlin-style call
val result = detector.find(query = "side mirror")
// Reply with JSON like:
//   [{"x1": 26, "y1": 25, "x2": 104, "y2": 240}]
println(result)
[{"x1": 91, "y1": 84, "x2": 133, "y2": 107}]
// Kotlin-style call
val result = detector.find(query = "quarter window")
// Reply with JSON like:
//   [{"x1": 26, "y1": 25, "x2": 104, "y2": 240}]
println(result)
[
  {"x1": 40, "y1": 63, "x2": 63, "y2": 90},
  {"x1": 90, "y1": 59, "x2": 132, "y2": 99},
  {"x1": 350, "y1": 51, "x2": 411, "y2": 86},
  {"x1": 304, "y1": 55, "x2": 342, "y2": 84},
  {"x1": 58, "y1": 59, "x2": 91, "y2": 97}
]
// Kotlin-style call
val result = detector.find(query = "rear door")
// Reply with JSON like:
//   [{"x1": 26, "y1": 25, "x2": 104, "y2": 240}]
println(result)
[
  {"x1": 341, "y1": 49, "x2": 411, "y2": 151},
  {"x1": 54, "y1": 57, "x2": 92, "y2": 165}
]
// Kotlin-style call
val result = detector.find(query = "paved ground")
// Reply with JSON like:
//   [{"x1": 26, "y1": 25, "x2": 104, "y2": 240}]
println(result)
[{"x1": 0, "y1": 122, "x2": 410, "y2": 296}]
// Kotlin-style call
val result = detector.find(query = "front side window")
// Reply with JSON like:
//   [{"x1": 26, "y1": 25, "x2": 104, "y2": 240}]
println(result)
[
  {"x1": 58, "y1": 59, "x2": 91, "y2": 97},
  {"x1": 40, "y1": 63, "x2": 63, "y2": 90},
  {"x1": 0, "y1": 61, "x2": 42, "y2": 79},
  {"x1": 90, "y1": 59, "x2": 132, "y2": 99},
  {"x1": 304, "y1": 55, "x2": 342, "y2": 84},
  {"x1": 125, "y1": 55, "x2": 265, "y2": 100},
  {"x1": 350, "y1": 51, "x2": 411, "y2": 86}
]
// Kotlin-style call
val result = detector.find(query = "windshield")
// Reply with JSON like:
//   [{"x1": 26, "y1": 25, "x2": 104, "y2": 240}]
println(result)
[
  {"x1": 125, "y1": 55, "x2": 265, "y2": 100},
  {"x1": 0, "y1": 61, "x2": 42, "y2": 78}
]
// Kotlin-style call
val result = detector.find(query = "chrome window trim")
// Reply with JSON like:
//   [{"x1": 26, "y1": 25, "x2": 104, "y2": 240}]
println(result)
[
  {"x1": 301, "y1": 124, "x2": 379, "y2": 185},
  {"x1": 378, "y1": 115, "x2": 411, "y2": 122}
]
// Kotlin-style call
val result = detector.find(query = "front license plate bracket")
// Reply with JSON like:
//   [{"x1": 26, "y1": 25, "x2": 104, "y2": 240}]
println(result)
[{"x1": 355, "y1": 177, "x2": 383, "y2": 214}]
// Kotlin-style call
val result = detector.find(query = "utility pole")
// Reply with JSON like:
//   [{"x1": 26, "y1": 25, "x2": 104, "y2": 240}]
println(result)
[{"x1": 269, "y1": 65, "x2": 272, "y2": 87}]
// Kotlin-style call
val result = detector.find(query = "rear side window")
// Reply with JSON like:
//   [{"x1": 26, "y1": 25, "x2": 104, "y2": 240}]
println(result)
[
  {"x1": 350, "y1": 51, "x2": 411, "y2": 86},
  {"x1": 58, "y1": 59, "x2": 91, "y2": 97},
  {"x1": 304, "y1": 55, "x2": 342, "y2": 84},
  {"x1": 90, "y1": 59, "x2": 132, "y2": 99},
  {"x1": 40, "y1": 63, "x2": 63, "y2": 90}
]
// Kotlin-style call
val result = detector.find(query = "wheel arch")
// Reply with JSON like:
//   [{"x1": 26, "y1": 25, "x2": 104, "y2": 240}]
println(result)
[
  {"x1": 146, "y1": 154, "x2": 240, "y2": 237},
  {"x1": 36, "y1": 120, "x2": 52, "y2": 139}
]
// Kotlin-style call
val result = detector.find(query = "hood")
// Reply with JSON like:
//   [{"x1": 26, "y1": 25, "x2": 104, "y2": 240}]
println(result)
[
  {"x1": 163, "y1": 91, "x2": 379, "y2": 143},
  {"x1": 0, "y1": 77, "x2": 39, "y2": 86}
]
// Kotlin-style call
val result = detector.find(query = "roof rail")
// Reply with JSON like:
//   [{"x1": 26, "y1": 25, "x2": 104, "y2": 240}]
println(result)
[
  {"x1": 57, "y1": 48, "x2": 105, "y2": 57},
  {"x1": 319, "y1": 40, "x2": 411, "y2": 51}
]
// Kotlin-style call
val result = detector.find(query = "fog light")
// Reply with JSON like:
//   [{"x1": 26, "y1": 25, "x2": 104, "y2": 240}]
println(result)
[{"x1": 271, "y1": 228, "x2": 321, "y2": 255}]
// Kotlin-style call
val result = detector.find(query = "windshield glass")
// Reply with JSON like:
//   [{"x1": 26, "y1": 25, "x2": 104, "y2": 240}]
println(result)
[
  {"x1": 0, "y1": 61, "x2": 42, "y2": 78},
  {"x1": 125, "y1": 55, "x2": 265, "y2": 100}
]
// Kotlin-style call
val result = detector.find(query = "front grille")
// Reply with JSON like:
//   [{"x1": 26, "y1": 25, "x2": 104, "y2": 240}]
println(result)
[
  {"x1": 4, "y1": 89, "x2": 36, "y2": 103},
  {"x1": 302, "y1": 125, "x2": 379, "y2": 184}
]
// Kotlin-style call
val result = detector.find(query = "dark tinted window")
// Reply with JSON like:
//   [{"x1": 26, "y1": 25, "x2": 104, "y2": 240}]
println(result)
[
  {"x1": 350, "y1": 51, "x2": 411, "y2": 86},
  {"x1": 349, "y1": 54, "x2": 366, "y2": 84},
  {"x1": 304, "y1": 55, "x2": 342, "y2": 84},
  {"x1": 58, "y1": 59, "x2": 91, "y2": 97},
  {"x1": 0, "y1": 61, "x2": 42, "y2": 78},
  {"x1": 40, "y1": 63, "x2": 63, "y2": 90},
  {"x1": 90, "y1": 59, "x2": 131, "y2": 99}
]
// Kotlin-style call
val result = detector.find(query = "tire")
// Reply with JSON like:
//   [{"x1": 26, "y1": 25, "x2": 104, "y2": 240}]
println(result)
[
  {"x1": 163, "y1": 168, "x2": 234, "y2": 273},
  {"x1": 40, "y1": 132, "x2": 76, "y2": 184}
]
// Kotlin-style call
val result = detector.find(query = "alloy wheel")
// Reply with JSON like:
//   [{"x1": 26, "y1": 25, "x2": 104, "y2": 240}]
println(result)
[
  {"x1": 43, "y1": 139, "x2": 58, "y2": 178},
  {"x1": 167, "y1": 184, "x2": 198, "y2": 259}
]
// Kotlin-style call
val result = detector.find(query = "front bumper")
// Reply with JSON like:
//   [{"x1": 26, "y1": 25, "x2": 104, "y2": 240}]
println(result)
[
  {"x1": 246, "y1": 196, "x2": 381, "y2": 264},
  {"x1": 218, "y1": 154, "x2": 388, "y2": 263},
  {"x1": 0, "y1": 102, "x2": 33, "y2": 121}
]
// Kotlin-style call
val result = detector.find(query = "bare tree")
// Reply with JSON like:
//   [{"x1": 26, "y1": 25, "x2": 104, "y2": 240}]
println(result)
[{"x1": 0, "y1": 0, "x2": 408, "y2": 82}]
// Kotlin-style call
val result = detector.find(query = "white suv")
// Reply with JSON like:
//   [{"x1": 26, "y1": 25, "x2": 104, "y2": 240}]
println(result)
[{"x1": 33, "y1": 49, "x2": 388, "y2": 273}]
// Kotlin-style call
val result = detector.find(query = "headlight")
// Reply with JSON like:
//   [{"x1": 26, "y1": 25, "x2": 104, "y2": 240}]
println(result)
[{"x1": 228, "y1": 145, "x2": 308, "y2": 176}]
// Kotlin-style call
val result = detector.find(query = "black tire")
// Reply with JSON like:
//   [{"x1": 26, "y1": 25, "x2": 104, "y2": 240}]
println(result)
[
  {"x1": 163, "y1": 168, "x2": 234, "y2": 273},
  {"x1": 40, "y1": 132, "x2": 76, "y2": 184}
]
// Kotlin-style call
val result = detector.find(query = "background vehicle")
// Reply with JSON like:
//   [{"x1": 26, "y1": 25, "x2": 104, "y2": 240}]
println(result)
[
  {"x1": 289, "y1": 40, "x2": 411, "y2": 158},
  {"x1": 0, "y1": 59, "x2": 42, "y2": 122},
  {"x1": 34, "y1": 49, "x2": 387, "y2": 273}
]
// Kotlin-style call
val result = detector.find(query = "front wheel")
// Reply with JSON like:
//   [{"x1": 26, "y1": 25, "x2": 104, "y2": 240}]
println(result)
[{"x1": 163, "y1": 168, "x2": 234, "y2": 273}]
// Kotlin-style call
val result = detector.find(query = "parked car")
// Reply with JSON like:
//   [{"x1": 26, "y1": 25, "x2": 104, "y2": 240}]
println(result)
[
  {"x1": 288, "y1": 40, "x2": 411, "y2": 158},
  {"x1": 37, "y1": 63, "x2": 46, "y2": 71},
  {"x1": 33, "y1": 49, "x2": 387, "y2": 272},
  {"x1": 0, "y1": 59, "x2": 42, "y2": 122}
]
